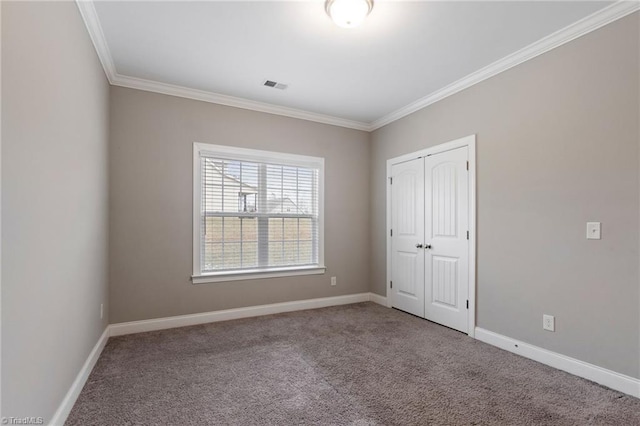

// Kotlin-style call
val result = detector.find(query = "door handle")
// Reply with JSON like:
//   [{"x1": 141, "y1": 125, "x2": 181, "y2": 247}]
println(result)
[
  {"x1": 424, "y1": 244, "x2": 432, "y2": 250},
  {"x1": 416, "y1": 244, "x2": 423, "y2": 248}
]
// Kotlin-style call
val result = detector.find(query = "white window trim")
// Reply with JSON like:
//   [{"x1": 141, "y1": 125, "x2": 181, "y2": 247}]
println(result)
[{"x1": 192, "y1": 142, "x2": 325, "y2": 283}]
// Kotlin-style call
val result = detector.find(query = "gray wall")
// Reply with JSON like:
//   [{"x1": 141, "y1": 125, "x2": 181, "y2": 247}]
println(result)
[
  {"x1": 371, "y1": 13, "x2": 640, "y2": 378},
  {"x1": 1, "y1": 2, "x2": 110, "y2": 421},
  {"x1": 109, "y1": 87, "x2": 370, "y2": 323}
]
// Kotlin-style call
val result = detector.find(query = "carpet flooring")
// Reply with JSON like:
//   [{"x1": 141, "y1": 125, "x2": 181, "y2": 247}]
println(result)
[{"x1": 66, "y1": 303, "x2": 640, "y2": 425}]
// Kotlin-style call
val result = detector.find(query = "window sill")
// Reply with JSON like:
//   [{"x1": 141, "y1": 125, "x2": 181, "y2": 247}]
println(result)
[{"x1": 192, "y1": 266, "x2": 326, "y2": 284}]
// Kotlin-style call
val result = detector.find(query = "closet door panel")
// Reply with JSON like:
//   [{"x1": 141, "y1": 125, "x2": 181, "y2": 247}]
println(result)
[
  {"x1": 390, "y1": 158, "x2": 425, "y2": 317},
  {"x1": 424, "y1": 147, "x2": 469, "y2": 333}
]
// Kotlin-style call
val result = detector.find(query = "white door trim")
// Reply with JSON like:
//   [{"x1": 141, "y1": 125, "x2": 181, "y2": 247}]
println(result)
[{"x1": 386, "y1": 134, "x2": 477, "y2": 337}]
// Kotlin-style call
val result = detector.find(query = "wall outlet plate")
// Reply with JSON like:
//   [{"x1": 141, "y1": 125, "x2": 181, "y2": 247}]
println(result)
[
  {"x1": 330, "y1": 276, "x2": 337, "y2": 286},
  {"x1": 586, "y1": 222, "x2": 601, "y2": 240},
  {"x1": 543, "y1": 314, "x2": 555, "y2": 332}
]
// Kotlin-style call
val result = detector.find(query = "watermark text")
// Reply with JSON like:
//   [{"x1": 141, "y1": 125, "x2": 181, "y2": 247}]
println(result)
[{"x1": 1, "y1": 417, "x2": 45, "y2": 425}]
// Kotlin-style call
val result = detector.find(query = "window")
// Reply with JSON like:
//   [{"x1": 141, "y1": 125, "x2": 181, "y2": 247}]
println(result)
[{"x1": 192, "y1": 143, "x2": 325, "y2": 283}]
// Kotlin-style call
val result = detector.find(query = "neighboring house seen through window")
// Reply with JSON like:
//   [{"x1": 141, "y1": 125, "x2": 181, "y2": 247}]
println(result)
[{"x1": 192, "y1": 143, "x2": 325, "y2": 283}]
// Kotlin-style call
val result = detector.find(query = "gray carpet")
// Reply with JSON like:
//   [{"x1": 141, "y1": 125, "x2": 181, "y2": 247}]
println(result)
[{"x1": 66, "y1": 303, "x2": 640, "y2": 425}]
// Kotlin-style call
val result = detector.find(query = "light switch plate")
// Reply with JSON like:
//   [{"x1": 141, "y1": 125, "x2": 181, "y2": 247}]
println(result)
[{"x1": 586, "y1": 222, "x2": 601, "y2": 240}]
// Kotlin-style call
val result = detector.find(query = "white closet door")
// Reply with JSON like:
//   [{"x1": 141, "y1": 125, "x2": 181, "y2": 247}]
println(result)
[
  {"x1": 390, "y1": 158, "x2": 425, "y2": 317},
  {"x1": 424, "y1": 147, "x2": 469, "y2": 333}
]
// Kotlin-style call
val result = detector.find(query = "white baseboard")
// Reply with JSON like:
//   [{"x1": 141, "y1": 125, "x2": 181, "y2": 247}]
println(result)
[
  {"x1": 110, "y1": 293, "x2": 375, "y2": 336},
  {"x1": 475, "y1": 327, "x2": 640, "y2": 398},
  {"x1": 49, "y1": 327, "x2": 110, "y2": 426},
  {"x1": 369, "y1": 292, "x2": 388, "y2": 307}
]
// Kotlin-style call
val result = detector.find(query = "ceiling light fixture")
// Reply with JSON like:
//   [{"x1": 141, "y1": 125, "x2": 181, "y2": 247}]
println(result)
[{"x1": 325, "y1": 0, "x2": 374, "y2": 29}]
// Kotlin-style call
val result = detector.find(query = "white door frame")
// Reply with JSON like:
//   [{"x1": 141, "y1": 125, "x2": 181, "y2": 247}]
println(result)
[{"x1": 386, "y1": 134, "x2": 477, "y2": 338}]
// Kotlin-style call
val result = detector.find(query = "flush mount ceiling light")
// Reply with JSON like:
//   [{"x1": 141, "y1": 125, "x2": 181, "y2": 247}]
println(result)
[{"x1": 325, "y1": 0, "x2": 374, "y2": 29}]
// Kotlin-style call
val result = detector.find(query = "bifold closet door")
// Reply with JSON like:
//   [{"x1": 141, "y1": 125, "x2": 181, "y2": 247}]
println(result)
[
  {"x1": 390, "y1": 158, "x2": 425, "y2": 317},
  {"x1": 390, "y1": 147, "x2": 469, "y2": 331},
  {"x1": 424, "y1": 147, "x2": 469, "y2": 333}
]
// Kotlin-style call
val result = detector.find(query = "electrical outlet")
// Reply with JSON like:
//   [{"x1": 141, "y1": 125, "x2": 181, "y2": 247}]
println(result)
[
  {"x1": 100, "y1": 303, "x2": 104, "y2": 320},
  {"x1": 543, "y1": 314, "x2": 555, "y2": 332},
  {"x1": 586, "y1": 222, "x2": 601, "y2": 240},
  {"x1": 330, "y1": 276, "x2": 337, "y2": 286}
]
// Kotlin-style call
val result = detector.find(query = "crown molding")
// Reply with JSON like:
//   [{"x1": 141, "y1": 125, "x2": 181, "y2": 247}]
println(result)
[
  {"x1": 111, "y1": 74, "x2": 372, "y2": 131},
  {"x1": 369, "y1": 1, "x2": 640, "y2": 131},
  {"x1": 76, "y1": 0, "x2": 116, "y2": 84},
  {"x1": 77, "y1": 0, "x2": 638, "y2": 133},
  {"x1": 74, "y1": 0, "x2": 370, "y2": 131}
]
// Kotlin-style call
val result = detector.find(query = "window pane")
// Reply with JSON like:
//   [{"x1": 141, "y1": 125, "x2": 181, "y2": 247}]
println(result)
[
  {"x1": 283, "y1": 218, "x2": 298, "y2": 241},
  {"x1": 238, "y1": 161, "x2": 258, "y2": 213},
  {"x1": 242, "y1": 218, "x2": 257, "y2": 242},
  {"x1": 299, "y1": 218, "x2": 312, "y2": 240},
  {"x1": 202, "y1": 160, "x2": 223, "y2": 215},
  {"x1": 242, "y1": 242, "x2": 258, "y2": 268},
  {"x1": 299, "y1": 241, "x2": 313, "y2": 265},
  {"x1": 282, "y1": 166, "x2": 298, "y2": 190},
  {"x1": 203, "y1": 242, "x2": 223, "y2": 272},
  {"x1": 283, "y1": 241, "x2": 298, "y2": 264},
  {"x1": 239, "y1": 193, "x2": 257, "y2": 213},
  {"x1": 240, "y1": 162, "x2": 259, "y2": 188},
  {"x1": 223, "y1": 242, "x2": 242, "y2": 269},
  {"x1": 269, "y1": 242, "x2": 284, "y2": 266},
  {"x1": 269, "y1": 218, "x2": 283, "y2": 241},
  {"x1": 223, "y1": 217, "x2": 242, "y2": 242},
  {"x1": 204, "y1": 217, "x2": 223, "y2": 242},
  {"x1": 266, "y1": 165, "x2": 282, "y2": 214}
]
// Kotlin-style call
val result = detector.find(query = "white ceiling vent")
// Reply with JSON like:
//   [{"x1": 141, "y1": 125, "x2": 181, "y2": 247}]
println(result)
[{"x1": 263, "y1": 80, "x2": 288, "y2": 90}]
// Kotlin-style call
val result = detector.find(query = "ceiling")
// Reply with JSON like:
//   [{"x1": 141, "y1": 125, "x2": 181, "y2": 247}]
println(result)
[{"x1": 88, "y1": 1, "x2": 623, "y2": 129}]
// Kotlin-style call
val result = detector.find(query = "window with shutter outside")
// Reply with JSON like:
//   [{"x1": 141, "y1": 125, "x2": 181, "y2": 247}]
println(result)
[{"x1": 192, "y1": 143, "x2": 325, "y2": 283}]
